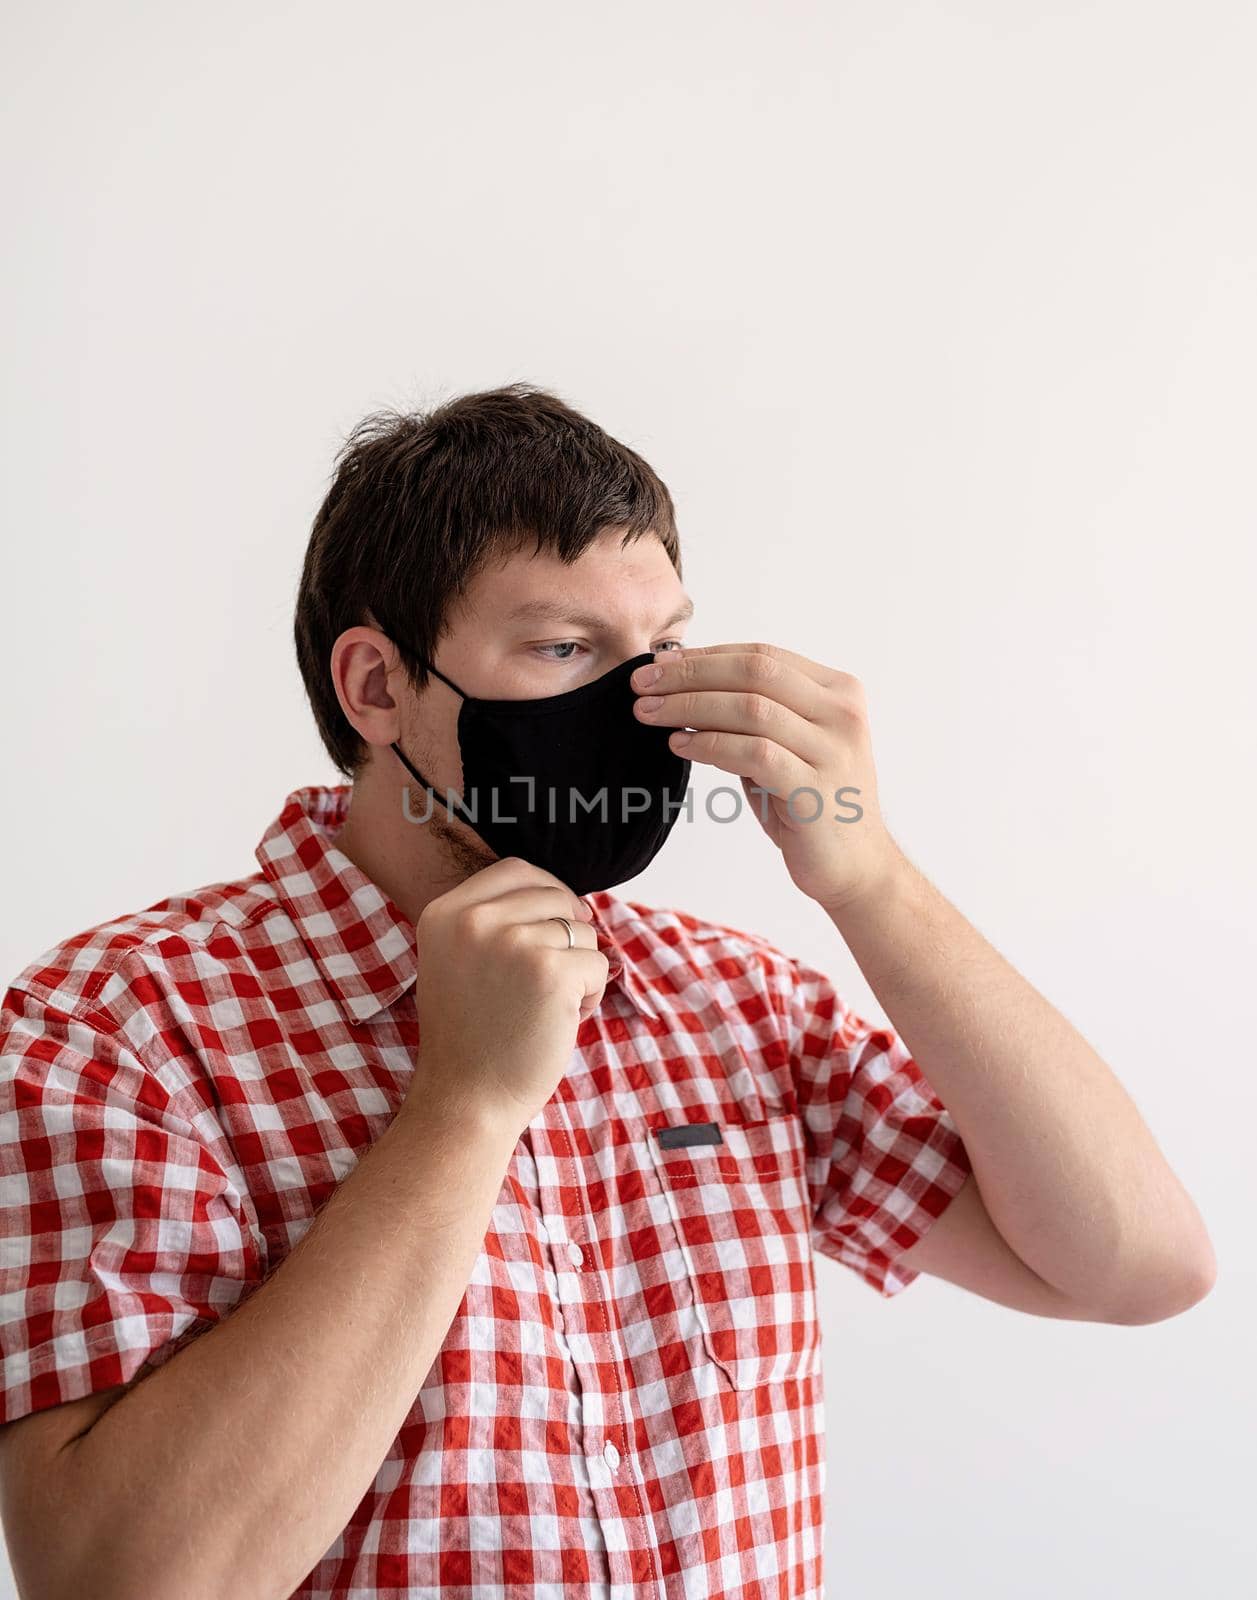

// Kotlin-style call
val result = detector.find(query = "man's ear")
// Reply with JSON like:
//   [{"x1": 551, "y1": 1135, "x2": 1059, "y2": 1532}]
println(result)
[{"x1": 330, "y1": 626, "x2": 406, "y2": 752}]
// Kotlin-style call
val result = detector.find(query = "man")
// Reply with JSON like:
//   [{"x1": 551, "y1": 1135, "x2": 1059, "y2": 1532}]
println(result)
[{"x1": 0, "y1": 382, "x2": 1215, "y2": 1600}]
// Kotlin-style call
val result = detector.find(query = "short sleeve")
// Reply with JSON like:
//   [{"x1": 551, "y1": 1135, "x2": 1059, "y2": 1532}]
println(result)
[
  {"x1": 0, "y1": 983, "x2": 264, "y2": 1426},
  {"x1": 785, "y1": 956, "x2": 972, "y2": 1298}
]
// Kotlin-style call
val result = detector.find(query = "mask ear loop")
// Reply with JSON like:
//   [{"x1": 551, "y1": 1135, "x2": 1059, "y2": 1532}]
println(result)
[
  {"x1": 390, "y1": 650, "x2": 476, "y2": 823},
  {"x1": 391, "y1": 740, "x2": 478, "y2": 825},
  {"x1": 412, "y1": 659, "x2": 466, "y2": 697}
]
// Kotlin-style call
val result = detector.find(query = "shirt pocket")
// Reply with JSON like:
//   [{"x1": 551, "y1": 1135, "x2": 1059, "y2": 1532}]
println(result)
[{"x1": 643, "y1": 1110, "x2": 822, "y2": 1390}]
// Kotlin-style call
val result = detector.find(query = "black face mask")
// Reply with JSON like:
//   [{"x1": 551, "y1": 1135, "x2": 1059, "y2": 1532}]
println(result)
[{"x1": 390, "y1": 651, "x2": 692, "y2": 896}]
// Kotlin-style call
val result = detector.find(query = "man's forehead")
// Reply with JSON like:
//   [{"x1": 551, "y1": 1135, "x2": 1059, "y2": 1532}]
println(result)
[{"x1": 458, "y1": 535, "x2": 691, "y2": 633}]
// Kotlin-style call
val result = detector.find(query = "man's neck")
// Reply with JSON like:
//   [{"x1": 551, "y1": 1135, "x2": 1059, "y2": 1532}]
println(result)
[{"x1": 333, "y1": 765, "x2": 490, "y2": 926}]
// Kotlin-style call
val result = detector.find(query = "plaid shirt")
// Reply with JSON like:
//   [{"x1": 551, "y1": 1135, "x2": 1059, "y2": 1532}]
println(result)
[{"x1": 0, "y1": 784, "x2": 971, "y2": 1599}]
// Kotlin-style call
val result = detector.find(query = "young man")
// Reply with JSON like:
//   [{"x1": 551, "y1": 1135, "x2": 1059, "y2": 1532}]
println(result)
[{"x1": 0, "y1": 383, "x2": 1215, "y2": 1600}]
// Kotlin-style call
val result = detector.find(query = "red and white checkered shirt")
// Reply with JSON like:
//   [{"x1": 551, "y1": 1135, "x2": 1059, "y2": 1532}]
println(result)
[{"x1": 1, "y1": 784, "x2": 971, "y2": 1599}]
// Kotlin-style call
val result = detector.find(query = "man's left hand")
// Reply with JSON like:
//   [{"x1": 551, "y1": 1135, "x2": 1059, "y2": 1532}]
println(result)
[{"x1": 631, "y1": 641, "x2": 906, "y2": 914}]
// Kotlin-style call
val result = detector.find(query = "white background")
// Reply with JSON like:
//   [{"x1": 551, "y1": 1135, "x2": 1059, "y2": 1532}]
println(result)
[{"x1": 3, "y1": 3, "x2": 1255, "y2": 1595}]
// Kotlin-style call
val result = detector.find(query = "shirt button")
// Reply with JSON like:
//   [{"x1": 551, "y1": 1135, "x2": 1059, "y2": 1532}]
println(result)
[
  {"x1": 567, "y1": 1242, "x2": 584, "y2": 1269},
  {"x1": 603, "y1": 1440, "x2": 620, "y2": 1470}
]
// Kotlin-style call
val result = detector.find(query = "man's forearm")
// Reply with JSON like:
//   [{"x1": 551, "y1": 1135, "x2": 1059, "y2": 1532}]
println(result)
[
  {"x1": 49, "y1": 1088, "x2": 521, "y2": 1600},
  {"x1": 826, "y1": 851, "x2": 1215, "y2": 1319}
]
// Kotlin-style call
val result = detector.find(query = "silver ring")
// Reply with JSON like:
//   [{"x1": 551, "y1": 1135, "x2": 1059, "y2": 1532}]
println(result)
[{"x1": 548, "y1": 915, "x2": 576, "y2": 949}]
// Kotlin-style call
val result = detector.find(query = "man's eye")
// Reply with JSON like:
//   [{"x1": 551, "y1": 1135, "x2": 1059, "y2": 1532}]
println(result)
[{"x1": 538, "y1": 639, "x2": 682, "y2": 661}]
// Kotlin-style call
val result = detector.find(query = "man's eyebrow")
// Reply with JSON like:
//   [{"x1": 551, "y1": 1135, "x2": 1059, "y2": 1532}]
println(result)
[{"x1": 505, "y1": 596, "x2": 695, "y2": 631}]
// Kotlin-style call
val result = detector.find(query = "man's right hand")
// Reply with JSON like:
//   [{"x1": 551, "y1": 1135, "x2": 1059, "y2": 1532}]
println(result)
[{"x1": 404, "y1": 858, "x2": 609, "y2": 1136}]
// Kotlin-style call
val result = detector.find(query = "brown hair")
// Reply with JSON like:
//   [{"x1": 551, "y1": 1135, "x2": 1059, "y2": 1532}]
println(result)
[{"x1": 294, "y1": 381, "x2": 682, "y2": 776}]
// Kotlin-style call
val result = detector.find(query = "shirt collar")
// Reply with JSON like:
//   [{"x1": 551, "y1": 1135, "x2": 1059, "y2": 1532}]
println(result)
[{"x1": 255, "y1": 785, "x2": 658, "y2": 1025}]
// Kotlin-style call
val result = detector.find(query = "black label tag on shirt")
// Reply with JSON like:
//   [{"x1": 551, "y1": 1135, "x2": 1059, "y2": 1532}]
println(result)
[{"x1": 656, "y1": 1121, "x2": 724, "y2": 1149}]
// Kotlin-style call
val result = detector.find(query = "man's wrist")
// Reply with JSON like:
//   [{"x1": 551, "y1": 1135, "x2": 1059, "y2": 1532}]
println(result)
[
  {"x1": 817, "y1": 839, "x2": 916, "y2": 929},
  {"x1": 399, "y1": 1073, "x2": 527, "y2": 1157}
]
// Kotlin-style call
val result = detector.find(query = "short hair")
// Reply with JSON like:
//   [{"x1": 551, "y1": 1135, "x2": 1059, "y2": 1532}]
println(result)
[{"x1": 294, "y1": 381, "x2": 682, "y2": 776}]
